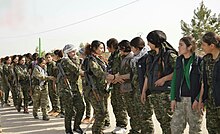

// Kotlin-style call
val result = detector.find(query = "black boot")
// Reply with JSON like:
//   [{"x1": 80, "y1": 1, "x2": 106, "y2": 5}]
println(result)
[
  {"x1": 23, "y1": 107, "x2": 29, "y2": 114},
  {"x1": 73, "y1": 127, "x2": 83, "y2": 134},
  {"x1": 43, "y1": 115, "x2": 50, "y2": 121}
]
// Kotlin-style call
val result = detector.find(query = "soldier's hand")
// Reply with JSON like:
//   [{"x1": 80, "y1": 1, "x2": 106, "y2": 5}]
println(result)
[
  {"x1": 171, "y1": 100, "x2": 176, "y2": 112},
  {"x1": 141, "y1": 90, "x2": 146, "y2": 104},
  {"x1": 47, "y1": 76, "x2": 56, "y2": 81},
  {"x1": 154, "y1": 77, "x2": 166, "y2": 87},
  {"x1": 29, "y1": 90, "x2": 33, "y2": 96},
  {"x1": 0, "y1": 90, "x2": 3, "y2": 97}
]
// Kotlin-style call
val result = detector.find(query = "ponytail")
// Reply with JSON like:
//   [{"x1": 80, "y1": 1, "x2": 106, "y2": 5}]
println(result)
[{"x1": 84, "y1": 43, "x2": 92, "y2": 56}]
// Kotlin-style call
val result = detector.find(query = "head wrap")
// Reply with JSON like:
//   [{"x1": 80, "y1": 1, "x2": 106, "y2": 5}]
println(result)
[
  {"x1": 63, "y1": 44, "x2": 77, "y2": 54},
  {"x1": 146, "y1": 30, "x2": 166, "y2": 48}
]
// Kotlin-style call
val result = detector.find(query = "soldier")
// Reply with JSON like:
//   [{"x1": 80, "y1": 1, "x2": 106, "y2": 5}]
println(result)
[
  {"x1": 170, "y1": 36, "x2": 202, "y2": 134},
  {"x1": 84, "y1": 40, "x2": 114, "y2": 134},
  {"x1": 10, "y1": 55, "x2": 20, "y2": 109},
  {"x1": 31, "y1": 57, "x2": 54, "y2": 121},
  {"x1": 141, "y1": 30, "x2": 178, "y2": 134},
  {"x1": 2, "y1": 56, "x2": 14, "y2": 107},
  {"x1": 45, "y1": 53, "x2": 60, "y2": 115},
  {"x1": 130, "y1": 37, "x2": 154, "y2": 134},
  {"x1": 14, "y1": 55, "x2": 31, "y2": 113},
  {"x1": 55, "y1": 45, "x2": 85, "y2": 134},
  {"x1": 0, "y1": 58, "x2": 4, "y2": 107},
  {"x1": 199, "y1": 32, "x2": 220, "y2": 134},
  {"x1": 107, "y1": 38, "x2": 128, "y2": 133},
  {"x1": 79, "y1": 47, "x2": 94, "y2": 124}
]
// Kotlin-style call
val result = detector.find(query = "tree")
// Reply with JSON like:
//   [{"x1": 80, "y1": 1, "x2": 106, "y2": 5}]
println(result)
[
  {"x1": 35, "y1": 46, "x2": 46, "y2": 57},
  {"x1": 181, "y1": 1, "x2": 220, "y2": 48}
]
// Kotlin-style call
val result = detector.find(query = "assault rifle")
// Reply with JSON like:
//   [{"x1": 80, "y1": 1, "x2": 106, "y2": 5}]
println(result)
[{"x1": 57, "y1": 63, "x2": 74, "y2": 97}]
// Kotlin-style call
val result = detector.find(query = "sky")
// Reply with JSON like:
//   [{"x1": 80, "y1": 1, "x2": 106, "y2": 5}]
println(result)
[{"x1": 0, "y1": 0, "x2": 219, "y2": 57}]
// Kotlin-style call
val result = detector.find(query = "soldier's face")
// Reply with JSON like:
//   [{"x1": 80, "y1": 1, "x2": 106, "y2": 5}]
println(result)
[
  {"x1": 148, "y1": 42, "x2": 156, "y2": 50},
  {"x1": 19, "y1": 58, "x2": 26, "y2": 65},
  {"x1": 95, "y1": 45, "x2": 104, "y2": 55},
  {"x1": 40, "y1": 60, "x2": 47, "y2": 68},
  {"x1": 131, "y1": 46, "x2": 140, "y2": 55},
  {"x1": 178, "y1": 40, "x2": 192, "y2": 55},
  {"x1": 201, "y1": 41, "x2": 212, "y2": 54},
  {"x1": 13, "y1": 57, "x2": 19, "y2": 64},
  {"x1": 68, "y1": 50, "x2": 76, "y2": 58},
  {"x1": 107, "y1": 46, "x2": 114, "y2": 53},
  {"x1": 46, "y1": 55, "x2": 53, "y2": 62},
  {"x1": 6, "y1": 58, "x2": 12, "y2": 64}
]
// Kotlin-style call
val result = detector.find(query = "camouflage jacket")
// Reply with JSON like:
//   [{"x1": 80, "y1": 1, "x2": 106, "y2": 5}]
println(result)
[
  {"x1": 32, "y1": 65, "x2": 49, "y2": 87},
  {"x1": 14, "y1": 64, "x2": 30, "y2": 82},
  {"x1": 108, "y1": 50, "x2": 121, "y2": 75},
  {"x1": 202, "y1": 53, "x2": 220, "y2": 107},
  {"x1": 85, "y1": 55, "x2": 108, "y2": 94},
  {"x1": 3, "y1": 64, "x2": 16, "y2": 85},
  {"x1": 47, "y1": 61, "x2": 58, "y2": 77},
  {"x1": 119, "y1": 52, "x2": 133, "y2": 93},
  {"x1": 56, "y1": 57, "x2": 80, "y2": 90}
]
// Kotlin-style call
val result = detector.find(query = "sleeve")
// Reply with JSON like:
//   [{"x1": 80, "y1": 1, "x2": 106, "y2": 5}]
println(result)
[
  {"x1": 65, "y1": 58, "x2": 79, "y2": 73},
  {"x1": 169, "y1": 52, "x2": 178, "y2": 71},
  {"x1": 89, "y1": 60, "x2": 107, "y2": 79},
  {"x1": 170, "y1": 63, "x2": 177, "y2": 101},
  {"x1": 15, "y1": 66, "x2": 25, "y2": 79},
  {"x1": 32, "y1": 67, "x2": 48, "y2": 81}
]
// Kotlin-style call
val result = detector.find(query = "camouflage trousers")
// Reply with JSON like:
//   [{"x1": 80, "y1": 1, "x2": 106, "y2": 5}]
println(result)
[
  {"x1": 123, "y1": 91, "x2": 154, "y2": 134},
  {"x1": 170, "y1": 97, "x2": 202, "y2": 134},
  {"x1": 149, "y1": 92, "x2": 172, "y2": 134},
  {"x1": 48, "y1": 82, "x2": 59, "y2": 111},
  {"x1": 206, "y1": 100, "x2": 220, "y2": 134},
  {"x1": 111, "y1": 85, "x2": 128, "y2": 128},
  {"x1": 60, "y1": 89, "x2": 85, "y2": 132},
  {"x1": 89, "y1": 91, "x2": 109, "y2": 134},
  {"x1": 32, "y1": 85, "x2": 49, "y2": 117},
  {"x1": 17, "y1": 83, "x2": 29, "y2": 108},
  {"x1": 83, "y1": 85, "x2": 93, "y2": 118}
]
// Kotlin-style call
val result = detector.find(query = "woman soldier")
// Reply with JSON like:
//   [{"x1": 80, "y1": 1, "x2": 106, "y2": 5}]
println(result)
[
  {"x1": 199, "y1": 32, "x2": 220, "y2": 134},
  {"x1": 141, "y1": 30, "x2": 178, "y2": 134},
  {"x1": 130, "y1": 37, "x2": 154, "y2": 134},
  {"x1": 2, "y1": 56, "x2": 14, "y2": 107},
  {"x1": 14, "y1": 55, "x2": 31, "y2": 113},
  {"x1": 54, "y1": 45, "x2": 85, "y2": 134},
  {"x1": 84, "y1": 40, "x2": 114, "y2": 134},
  {"x1": 31, "y1": 57, "x2": 55, "y2": 121},
  {"x1": 170, "y1": 36, "x2": 202, "y2": 133}
]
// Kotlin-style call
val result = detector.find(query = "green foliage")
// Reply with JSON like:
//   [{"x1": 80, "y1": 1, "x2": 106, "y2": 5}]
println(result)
[
  {"x1": 35, "y1": 46, "x2": 46, "y2": 57},
  {"x1": 181, "y1": 1, "x2": 220, "y2": 48}
]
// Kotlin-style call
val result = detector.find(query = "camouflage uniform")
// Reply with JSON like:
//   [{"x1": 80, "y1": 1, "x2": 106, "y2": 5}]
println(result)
[
  {"x1": 146, "y1": 50, "x2": 177, "y2": 134},
  {"x1": 47, "y1": 61, "x2": 59, "y2": 111},
  {"x1": 170, "y1": 54, "x2": 202, "y2": 134},
  {"x1": 32, "y1": 65, "x2": 50, "y2": 118},
  {"x1": 0, "y1": 63, "x2": 4, "y2": 106},
  {"x1": 14, "y1": 64, "x2": 30, "y2": 111},
  {"x1": 57, "y1": 57, "x2": 85, "y2": 133},
  {"x1": 202, "y1": 53, "x2": 220, "y2": 134},
  {"x1": 119, "y1": 52, "x2": 153, "y2": 134},
  {"x1": 130, "y1": 58, "x2": 154, "y2": 134},
  {"x1": 108, "y1": 50, "x2": 128, "y2": 128},
  {"x1": 81, "y1": 60, "x2": 92, "y2": 118},
  {"x1": 85, "y1": 55, "x2": 109, "y2": 134},
  {"x1": 2, "y1": 64, "x2": 18, "y2": 106}
]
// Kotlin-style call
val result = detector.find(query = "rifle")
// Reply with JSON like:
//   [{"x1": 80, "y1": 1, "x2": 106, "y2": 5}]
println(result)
[
  {"x1": 83, "y1": 58, "x2": 105, "y2": 134},
  {"x1": 57, "y1": 63, "x2": 74, "y2": 97}
]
